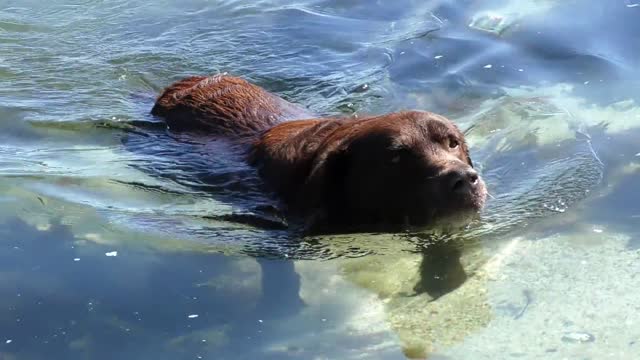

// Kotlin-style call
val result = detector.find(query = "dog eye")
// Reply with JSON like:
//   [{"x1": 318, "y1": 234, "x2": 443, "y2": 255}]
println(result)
[{"x1": 449, "y1": 138, "x2": 460, "y2": 149}]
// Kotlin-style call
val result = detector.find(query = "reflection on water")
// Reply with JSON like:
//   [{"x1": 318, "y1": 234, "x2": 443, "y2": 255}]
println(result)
[{"x1": 2, "y1": 0, "x2": 640, "y2": 358}]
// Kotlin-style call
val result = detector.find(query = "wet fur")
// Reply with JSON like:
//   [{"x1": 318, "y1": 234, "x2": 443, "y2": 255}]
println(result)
[
  {"x1": 151, "y1": 75, "x2": 312, "y2": 135},
  {"x1": 151, "y1": 74, "x2": 486, "y2": 231}
]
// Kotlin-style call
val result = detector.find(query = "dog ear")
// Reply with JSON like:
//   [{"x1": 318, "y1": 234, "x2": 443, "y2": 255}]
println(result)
[{"x1": 298, "y1": 146, "x2": 351, "y2": 228}]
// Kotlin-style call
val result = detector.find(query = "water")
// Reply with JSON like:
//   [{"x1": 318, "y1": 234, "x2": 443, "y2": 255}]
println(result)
[{"x1": 1, "y1": 0, "x2": 640, "y2": 359}]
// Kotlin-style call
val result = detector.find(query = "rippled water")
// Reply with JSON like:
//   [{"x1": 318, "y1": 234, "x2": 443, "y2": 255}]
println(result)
[{"x1": 2, "y1": 0, "x2": 640, "y2": 359}]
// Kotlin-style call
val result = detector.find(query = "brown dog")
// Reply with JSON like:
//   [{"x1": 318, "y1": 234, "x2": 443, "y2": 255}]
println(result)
[{"x1": 151, "y1": 74, "x2": 486, "y2": 231}]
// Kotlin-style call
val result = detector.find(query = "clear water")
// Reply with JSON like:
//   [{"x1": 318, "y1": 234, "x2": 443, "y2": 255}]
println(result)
[{"x1": 1, "y1": 0, "x2": 640, "y2": 359}]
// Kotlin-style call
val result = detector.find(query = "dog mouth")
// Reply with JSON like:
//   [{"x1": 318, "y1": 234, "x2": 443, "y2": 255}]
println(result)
[
  {"x1": 404, "y1": 177, "x2": 487, "y2": 229},
  {"x1": 454, "y1": 180, "x2": 487, "y2": 210},
  {"x1": 401, "y1": 208, "x2": 481, "y2": 232}
]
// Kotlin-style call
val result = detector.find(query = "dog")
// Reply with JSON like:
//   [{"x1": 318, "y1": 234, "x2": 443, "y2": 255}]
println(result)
[{"x1": 151, "y1": 74, "x2": 486, "y2": 232}]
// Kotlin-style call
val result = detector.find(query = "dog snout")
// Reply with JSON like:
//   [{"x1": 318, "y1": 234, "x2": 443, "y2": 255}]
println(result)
[{"x1": 448, "y1": 168, "x2": 480, "y2": 194}]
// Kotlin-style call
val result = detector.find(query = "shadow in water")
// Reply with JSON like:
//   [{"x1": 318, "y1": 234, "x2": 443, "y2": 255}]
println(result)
[{"x1": 414, "y1": 240, "x2": 467, "y2": 300}]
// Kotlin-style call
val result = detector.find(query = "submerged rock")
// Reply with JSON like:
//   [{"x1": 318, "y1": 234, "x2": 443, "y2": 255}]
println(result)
[
  {"x1": 562, "y1": 331, "x2": 596, "y2": 344},
  {"x1": 468, "y1": 0, "x2": 559, "y2": 35}
]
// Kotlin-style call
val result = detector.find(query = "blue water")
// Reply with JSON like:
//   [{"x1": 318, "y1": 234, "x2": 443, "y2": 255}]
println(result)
[{"x1": 1, "y1": 0, "x2": 640, "y2": 359}]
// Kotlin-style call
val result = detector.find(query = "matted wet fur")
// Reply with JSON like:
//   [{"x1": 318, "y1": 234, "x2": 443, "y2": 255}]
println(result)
[
  {"x1": 151, "y1": 75, "x2": 312, "y2": 134},
  {"x1": 151, "y1": 74, "x2": 487, "y2": 232}
]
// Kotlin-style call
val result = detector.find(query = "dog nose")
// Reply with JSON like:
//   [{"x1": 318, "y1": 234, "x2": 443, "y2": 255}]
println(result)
[{"x1": 449, "y1": 168, "x2": 479, "y2": 194}]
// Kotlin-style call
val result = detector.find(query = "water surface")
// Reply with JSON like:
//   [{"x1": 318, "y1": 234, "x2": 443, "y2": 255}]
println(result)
[{"x1": 1, "y1": 0, "x2": 640, "y2": 359}]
